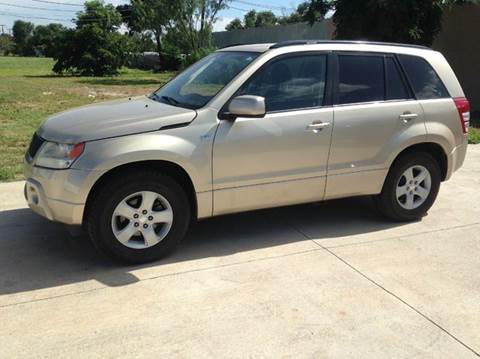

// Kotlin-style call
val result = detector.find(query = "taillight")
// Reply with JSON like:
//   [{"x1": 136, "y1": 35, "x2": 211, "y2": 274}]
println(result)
[{"x1": 453, "y1": 97, "x2": 470, "y2": 134}]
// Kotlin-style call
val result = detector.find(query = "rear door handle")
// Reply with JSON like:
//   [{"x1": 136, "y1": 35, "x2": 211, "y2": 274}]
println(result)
[
  {"x1": 399, "y1": 113, "x2": 418, "y2": 122},
  {"x1": 307, "y1": 122, "x2": 331, "y2": 133}
]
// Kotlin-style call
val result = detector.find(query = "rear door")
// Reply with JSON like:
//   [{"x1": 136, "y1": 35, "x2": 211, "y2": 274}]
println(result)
[{"x1": 325, "y1": 52, "x2": 425, "y2": 200}]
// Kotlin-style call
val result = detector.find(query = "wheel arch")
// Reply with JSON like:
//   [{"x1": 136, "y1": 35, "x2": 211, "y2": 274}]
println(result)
[
  {"x1": 83, "y1": 160, "x2": 198, "y2": 226},
  {"x1": 390, "y1": 142, "x2": 448, "y2": 181}
]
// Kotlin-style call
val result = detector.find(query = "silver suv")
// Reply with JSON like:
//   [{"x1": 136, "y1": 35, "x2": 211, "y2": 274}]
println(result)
[{"x1": 24, "y1": 41, "x2": 470, "y2": 263}]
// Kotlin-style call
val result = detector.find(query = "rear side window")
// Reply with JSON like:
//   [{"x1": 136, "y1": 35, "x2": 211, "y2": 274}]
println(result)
[
  {"x1": 238, "y1": 54, "x2": 327, "y2": 112},
  {"x1": 337, "y1": 55, "x2": 384, "y2": 105},
  {"x1": 385, "y1": 57, "x2": 410, "y2": 100},
  {"x1": 398, "y1": 54, "x2": 449, "y2": 100}
]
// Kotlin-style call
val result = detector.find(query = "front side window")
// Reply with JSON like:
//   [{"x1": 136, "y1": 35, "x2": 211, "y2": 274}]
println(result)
[
  {"x1": 337, "y1": 54, "x2": 385, "y2": 105},
  {"x1": 238, "y1": 54, "x2": 327, "y2": 112},
  {"x1": 398, "y1": 54, "x2": 449, "y2": 100},
  {"x1": 152, "y1": 51, "x2": 259, "y2": 109}
]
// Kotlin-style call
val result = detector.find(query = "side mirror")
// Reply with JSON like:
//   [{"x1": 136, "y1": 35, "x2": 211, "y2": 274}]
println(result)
[{"x1": 226, "y1": 95, "x2": 266, "y2": 119}]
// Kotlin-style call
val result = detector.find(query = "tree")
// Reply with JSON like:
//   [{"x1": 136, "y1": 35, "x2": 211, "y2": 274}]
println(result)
[
  {"x1": 116, "y1": 4, "x2": 134, "y2": 31},
  {"x1": 31, "y1": 24, "x2": 67, "y2": 57},
  {"x1": 129, "y1": 0, "x2": 178, "y2": 68},
  {"x1": 301, "y1": 0, "x2": 331, "y2": 25},
  {"x1": 225, "y1": 18, "x2": 243, "y2": 31},
  {"x1": 277, "y1": 11, "x2": 303, "y2": 25},
  {"x1": 333, "y1": 0, "x2": 444, "y2": 45},
  {"x1": 53, "y1": 1, "x2": 130, "y2": 76},
  {"x1": 12, "y1": 20, "x2": 35, "y2": 56},
  {"x1": 234, "y1": 9, "x2": 278, "y2": 29},
  {"x1": 0, "y1": 34, "x2": 14, "y2": 55},
  {"x1": 302, "y1": 0, "x2": 475, "y2": 46},
  {"x1": 278, "y1": 1, "x2": 320, "y2": 24},
  {"x1": 254, "y1": 11, "x2": 277, "y2": 27},
  {"x1": 243, "y1": 10, "x2": 257, "y2": 28},
  {"x1": 171, "y1": 0, "x2": 228, "y2": 63}
]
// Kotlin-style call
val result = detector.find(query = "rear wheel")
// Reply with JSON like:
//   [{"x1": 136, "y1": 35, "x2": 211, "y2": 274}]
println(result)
[
  {"x1": 86, "y1": 170, "x2": 191, "y2": 264},
  {"x1": 375, "y1": 152, "x2": 441, "y2": 221}
]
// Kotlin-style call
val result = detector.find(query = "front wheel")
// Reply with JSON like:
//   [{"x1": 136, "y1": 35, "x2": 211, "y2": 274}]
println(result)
[
  {"x1": 86, "y1": 170, "x2": 191, "y2": 264},
  {"x1": 375, "y1": 152, "x2": 441, "y2": 221}
]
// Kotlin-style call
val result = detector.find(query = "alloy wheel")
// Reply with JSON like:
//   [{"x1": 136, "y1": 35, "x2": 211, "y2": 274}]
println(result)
[
  {"x1": 396, "y1": 165, "x2": 432, "y2": 210},
  {"x1": 111, "y1": 191, "x2": 173, "y2": 249}
]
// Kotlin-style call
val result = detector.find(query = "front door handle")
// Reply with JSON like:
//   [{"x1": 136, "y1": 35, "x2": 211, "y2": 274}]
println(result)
[
  {"x1": 399, "y1": 112, "x2": 418, "y2": 123},
  {"x1": 307, "y1": 121, "x2": 331, "y2": 133}
]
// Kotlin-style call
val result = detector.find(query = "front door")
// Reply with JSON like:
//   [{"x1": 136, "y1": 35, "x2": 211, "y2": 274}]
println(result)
[{"x1": 212, "y1": 52, "x2": 334, "y2": 215}]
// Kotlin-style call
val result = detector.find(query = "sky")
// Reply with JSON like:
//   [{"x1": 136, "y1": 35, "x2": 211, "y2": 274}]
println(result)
[{"x1": 0, "y1": 0, "x2": 306, "y2": 34}]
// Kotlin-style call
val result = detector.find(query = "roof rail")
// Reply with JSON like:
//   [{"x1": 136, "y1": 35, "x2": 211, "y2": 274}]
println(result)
[
  {"x1": 269, "y1": 40, "x2": 431, "y2": 51},
  {"x1": 220, "y1": 43, "x2": 246, "y2": 49}
]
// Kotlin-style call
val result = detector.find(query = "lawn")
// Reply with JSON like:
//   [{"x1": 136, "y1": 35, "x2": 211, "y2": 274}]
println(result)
[
  {"x1": 0, "y1": 56, "x2": 478, "y2": 181},
  {"x1": 0, "y1": 56, "x2": 174, "y2": 181},
  {"x1": 469, "y1": 127, "x2": 480, "y2": 144}
]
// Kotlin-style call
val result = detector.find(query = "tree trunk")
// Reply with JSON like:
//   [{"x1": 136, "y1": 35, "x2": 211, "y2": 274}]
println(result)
[{"x1": 154, "y1": 30, "x2": 163, "y2": 71}]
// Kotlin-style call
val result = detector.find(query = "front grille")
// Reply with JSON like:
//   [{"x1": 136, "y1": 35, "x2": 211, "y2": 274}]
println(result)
[{"x1": 27, "y1": 133, "x2": 45, "y2": 160}]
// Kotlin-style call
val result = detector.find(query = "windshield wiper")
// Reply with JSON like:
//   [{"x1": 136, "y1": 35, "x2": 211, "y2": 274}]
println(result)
[
  {"x1": 150, "y1": 93, "x2": 196, "y2": 110},
  {"x1": 150, "y1": 93, "x2": 178, "y2": 106},
  {"x1": 161, "y1": 95, "x2": 181, "y2": 106}
]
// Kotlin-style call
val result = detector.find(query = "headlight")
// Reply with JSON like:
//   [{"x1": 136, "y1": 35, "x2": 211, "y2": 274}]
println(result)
[{"x1": 35, "y1": 142, "x2": 85, "y2": 169}]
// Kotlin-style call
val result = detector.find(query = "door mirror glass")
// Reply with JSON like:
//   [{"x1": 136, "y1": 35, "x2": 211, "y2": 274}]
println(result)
[{"x1": 227, "y1": 95, "x2": 266, "y2": 118}]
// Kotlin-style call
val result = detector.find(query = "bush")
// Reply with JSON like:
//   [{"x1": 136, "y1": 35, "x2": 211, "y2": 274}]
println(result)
[
  {"x1": 53, "y1": 28, "x2": 130, "y2": 76},
  {"x1": 469, "y1": 128, "x2": 480, "y2": 144},
  {"x1": 52, "y1": 0, "x2": 129, "y2": 76}
]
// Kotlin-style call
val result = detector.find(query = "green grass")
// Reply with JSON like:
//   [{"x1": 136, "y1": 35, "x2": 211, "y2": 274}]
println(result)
[
  {"x1": 0, "y1": 56, "x2": 174, "y2": 181},
  {"x1": 469, "y1": 127, "x2": 480, "y2": 144},
  {"x1": 1, "y1": 56, "x2": 478, "y2": 182}
]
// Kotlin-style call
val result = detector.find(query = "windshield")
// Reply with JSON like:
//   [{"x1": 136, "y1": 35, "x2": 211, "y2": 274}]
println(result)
[{"x1": 151, "y1": 51, "x2": 259, "y2": 110}]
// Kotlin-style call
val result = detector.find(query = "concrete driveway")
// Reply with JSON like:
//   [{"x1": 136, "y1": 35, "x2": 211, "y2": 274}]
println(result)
[{"x1": 1, "y1": 146, "x2": 479, "y2": 358}]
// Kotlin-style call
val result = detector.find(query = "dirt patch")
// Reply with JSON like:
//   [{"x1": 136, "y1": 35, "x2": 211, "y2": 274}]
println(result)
[{"x1": 66, "y1": 86, "x2": 155, "y2": 99}]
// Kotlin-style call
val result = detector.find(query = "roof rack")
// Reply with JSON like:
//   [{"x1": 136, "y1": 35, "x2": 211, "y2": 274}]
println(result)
[
  {"x1": 220, "y1": 43, "x2": 246, "y2": 49},
  {"x1": 269, "y1": 40, "x2": 431, "y2": 51}
]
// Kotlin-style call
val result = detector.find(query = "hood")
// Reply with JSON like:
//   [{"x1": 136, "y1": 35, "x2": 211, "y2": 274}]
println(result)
[{"x1": 37, "y1": 96, "x2": 197, "y2": 143}]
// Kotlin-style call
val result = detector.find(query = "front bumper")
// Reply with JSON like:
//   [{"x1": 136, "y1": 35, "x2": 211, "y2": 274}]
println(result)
[
  {"x1": 23, "y1": 159, "x2": 97, "y2": 225},
  {"x1": 24, "y1": 179, "x2": 85, "y2": 224}
]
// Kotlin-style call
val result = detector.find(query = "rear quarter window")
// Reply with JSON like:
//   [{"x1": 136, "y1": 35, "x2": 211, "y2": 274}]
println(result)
[{"x1": 398, "y1": 54, "x2": 449, "y2": 100}]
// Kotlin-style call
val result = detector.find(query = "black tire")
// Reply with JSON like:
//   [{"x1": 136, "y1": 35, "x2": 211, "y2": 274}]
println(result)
[
  {"x1": 374, "y1": 152, "x2": 441, "y2": 221},
  {"x1": 86, "y1": 170, "x2": 191, "y2": 264}
]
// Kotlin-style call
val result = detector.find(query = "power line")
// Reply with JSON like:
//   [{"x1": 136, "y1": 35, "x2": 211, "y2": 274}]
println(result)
[
  {"x1": 231, "y1": 0, "x2": 295, "y2": 11},
  {"x1": 228, "y1": 5, "x2": 251, "y2": 13},
  {"x1": 0, "y1": 10, "x2": 72, "y2": 22},
  {"x1": 30, "y1": 0, "x2": 83, "y2": 6},
  {"x1": 0, "y1": 10, "x2": 130, "y2": 23},
  {"x1": 0, "y1": 1, "x2": 77, "y2": 12},
  {"x1": 0, "y1": 2, "x2": 132, "y2": 14}
]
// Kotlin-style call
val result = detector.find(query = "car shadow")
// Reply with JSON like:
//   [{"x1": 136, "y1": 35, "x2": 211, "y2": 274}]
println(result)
[{"x1": 0, "y1": 197, "x2": 407, "y2": 297}]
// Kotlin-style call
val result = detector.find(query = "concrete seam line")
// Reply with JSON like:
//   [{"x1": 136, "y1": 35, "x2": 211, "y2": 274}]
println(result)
[
  {"x1": 0, "y1": 247, "x2": 323, "y2": 309},
  {"x1": 290, "y1": 225, "x2": 480, "y2": 358},
  {"x1": 323, "y1": 221, "x2": 480, "y2": 250}
]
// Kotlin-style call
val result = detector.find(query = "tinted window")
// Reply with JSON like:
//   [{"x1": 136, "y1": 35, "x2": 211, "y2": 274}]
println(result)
[
  {"x1": 238, "y1": 54, "x2": 327, "y2": 112},
  {"x1": 386, "y1": 57, "x2": 410, "y2": 100},
  {"x1": 337, "y1": 55, "x2": 384, "y2": 105},
  {"x1": 398, "y1": 54, "x2": 449, "y2": 99}
]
